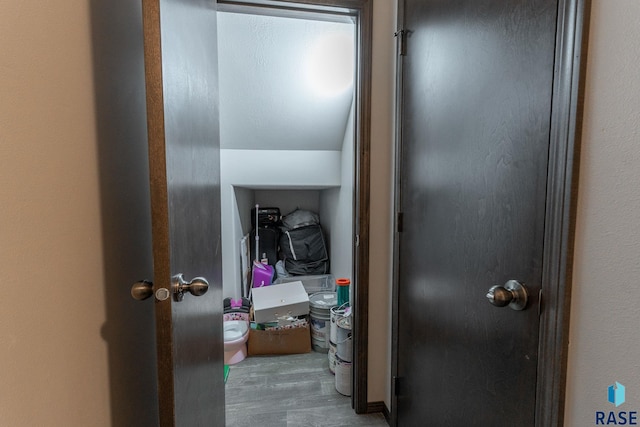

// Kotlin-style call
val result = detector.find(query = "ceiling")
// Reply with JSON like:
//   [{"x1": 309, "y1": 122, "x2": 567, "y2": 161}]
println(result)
[{"x1": 217, "y1": 12, "x2": 355, "y2": 151}]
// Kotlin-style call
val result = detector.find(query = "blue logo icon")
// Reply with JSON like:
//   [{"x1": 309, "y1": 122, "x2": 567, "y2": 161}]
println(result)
[{"x1": 608, "y1": 382, "x2": 626, "y2": 407}]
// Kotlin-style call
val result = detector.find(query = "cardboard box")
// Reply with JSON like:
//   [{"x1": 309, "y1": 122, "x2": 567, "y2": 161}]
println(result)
[
  {"x1": 247, "y1": 324, "x2": 311, "y2": 356},
  {"x1": 252, "y1": 281, "x2": 309, "y2": 323}
]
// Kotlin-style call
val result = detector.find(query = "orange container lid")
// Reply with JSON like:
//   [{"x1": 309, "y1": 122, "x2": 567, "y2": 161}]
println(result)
[{"x1": 336, "y1": 278, "x2": 350, "y2": 286}]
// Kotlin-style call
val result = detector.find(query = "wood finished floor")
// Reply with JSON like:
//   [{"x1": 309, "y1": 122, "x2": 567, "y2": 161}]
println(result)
[{"x1": 225, "y1": 351, "x2": 388, "y2": 427}]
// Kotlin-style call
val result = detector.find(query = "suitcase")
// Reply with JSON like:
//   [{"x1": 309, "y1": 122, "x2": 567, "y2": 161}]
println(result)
[
  {"x1": 251, "y1": 207, "x2": 282, "y2": 228},
  {"x1": 250, "y1": 226, "x2": 280, "y2": 266}
]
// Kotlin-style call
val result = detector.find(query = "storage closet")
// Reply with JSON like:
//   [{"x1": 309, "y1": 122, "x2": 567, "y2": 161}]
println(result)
[
  {"x1": 217, "y1": 11, "x2": 356, "y2": 302},
  {"x1": 217, "y1": 8, "x2": 361, "y2": 422},
  {"x1": 220, "y1": 149, "x2": 355, "y2": 300}
]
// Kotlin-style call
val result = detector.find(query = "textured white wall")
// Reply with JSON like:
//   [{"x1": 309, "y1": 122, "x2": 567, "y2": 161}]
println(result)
[
  {"x1": 320, "y1": 101, "x2": 355, "y2": 281},
  {"x1": 217, "y1": 12, "x2": 354, "y2": 151},
  {"x1": 564, "y1": 0, "x2": 640, "y2": 424}
]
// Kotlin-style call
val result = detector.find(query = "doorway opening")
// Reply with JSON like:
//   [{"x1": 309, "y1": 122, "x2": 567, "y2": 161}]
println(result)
[{"x1": 216, "y1": 0, "x2": 373, "y2": 417}]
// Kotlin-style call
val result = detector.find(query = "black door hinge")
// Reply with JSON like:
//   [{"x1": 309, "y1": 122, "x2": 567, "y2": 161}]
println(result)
[
  {"x1": 394, "y1": 29, "x2": 407, "y2": 56},
  {"x1": 393, "y1": 376, "x2": 401, "y2": 396},
  {"x1": 396, "y1": 212, "x2": 404, "y2": 233}
]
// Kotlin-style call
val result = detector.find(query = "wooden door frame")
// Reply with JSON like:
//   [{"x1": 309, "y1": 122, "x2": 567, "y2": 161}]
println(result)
[
  {"x1": 217, "y1": 0, "x2": 373, "y2": 414},
  {"x1": 390, "y1": 0, "x2": 591, "y2": 425}
]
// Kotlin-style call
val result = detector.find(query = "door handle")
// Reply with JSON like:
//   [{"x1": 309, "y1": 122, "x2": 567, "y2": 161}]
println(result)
[
  {"x1": 486, "y1": 280, "x2": 528, "y2": 311},
  {"x1": 131, "y1": 275, "x2": 209, "y2": 302},
  {"x1": 131, "y1": 280, "x2": 154, "y2": 301},
  {"x1": 172, "y1": 274, "x2": 209, "y2": 302}
]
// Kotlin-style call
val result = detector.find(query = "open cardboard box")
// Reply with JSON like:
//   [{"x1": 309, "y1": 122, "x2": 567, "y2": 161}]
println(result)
[
  {"x1": 248, "y1": 281, "x2": 311, "y2": 355},
  {"x1": 247, "y1": 323, "x2": 311, "y2": 356},
  {"x1": 251, "y1": 281, "x2": 309, "y2": 323}
]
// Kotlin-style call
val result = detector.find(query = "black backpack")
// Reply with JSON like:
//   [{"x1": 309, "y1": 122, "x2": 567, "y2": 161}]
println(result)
[{"x1": 279, "y1": 210, "x2": 329, "y2": 275}]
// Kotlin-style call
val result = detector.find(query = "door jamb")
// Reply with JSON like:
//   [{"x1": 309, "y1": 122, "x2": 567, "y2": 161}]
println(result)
[
  {"x1": 389, "y1": 0, "x2": 404, "y2": 424},
  {"x1": 389, "y1": 0, "x2": 590, "y2": 425},
  {"x1": 535, "y1": 0, "x2": 590, "y2": 425},
  {"x1": 217, "y1": 0, "x2": 373, "y2": 414}
]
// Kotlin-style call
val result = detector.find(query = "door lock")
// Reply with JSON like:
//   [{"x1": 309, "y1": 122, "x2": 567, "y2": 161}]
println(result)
[{"x1": 486, "y1": 280, "x2": 529, "y2": 311}]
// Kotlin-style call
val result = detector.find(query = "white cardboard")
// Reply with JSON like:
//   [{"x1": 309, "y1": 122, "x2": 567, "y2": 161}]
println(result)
[{"x1": 252, "y1": 281, "x2": 310, "y2": 323}]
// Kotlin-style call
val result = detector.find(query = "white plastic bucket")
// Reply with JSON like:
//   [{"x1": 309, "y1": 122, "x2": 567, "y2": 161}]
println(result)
[
  {"x1": 310, "y1": 315, "x2": 329, "y2": 352},
  {"x1": 309, "y1": 291, "x2": 336, "y2": 352},
  {"x1": 335, "y1": 356, "x2": 352, "y2": 396},
  {"x1": 336, "y1": 315, "x2": 352, "y2": 362}
]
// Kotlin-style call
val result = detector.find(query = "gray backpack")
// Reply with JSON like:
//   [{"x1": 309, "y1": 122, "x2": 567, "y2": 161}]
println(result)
[{"x1": 279, "y1": 210, "x2": 329, "y2": 275}]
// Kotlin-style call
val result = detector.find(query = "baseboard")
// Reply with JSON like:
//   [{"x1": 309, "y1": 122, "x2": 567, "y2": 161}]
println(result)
[{"x1": 367, "y1": 401, "x2": 391, "y2": 424}]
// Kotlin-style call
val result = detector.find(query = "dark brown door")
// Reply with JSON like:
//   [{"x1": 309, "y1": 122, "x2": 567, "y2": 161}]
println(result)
[
  {"x1": 396, "y1": 0, "x2": 558, "y2": 425},
  {"x1": 142, "y1": 0, "x2": 224, "y2": 426}
]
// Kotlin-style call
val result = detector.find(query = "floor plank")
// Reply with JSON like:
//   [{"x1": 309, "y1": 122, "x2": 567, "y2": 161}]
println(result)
[{"x1": 225, "y1": 351, "x2": 388, "y2": 426}]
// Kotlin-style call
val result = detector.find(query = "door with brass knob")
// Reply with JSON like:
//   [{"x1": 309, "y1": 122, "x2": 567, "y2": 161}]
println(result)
[{"x1": 140, "y1": 0, "x2": 224, "y2": 425}]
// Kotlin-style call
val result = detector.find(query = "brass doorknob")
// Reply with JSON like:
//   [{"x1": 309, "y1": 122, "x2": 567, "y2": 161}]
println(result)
[
  {"x1": 486, "y1": 280, "x2": 528, "y2": 311},
  {"x1": 172, "y1": 274, "x2": 209, "y2": 302},
  {"x1": 131, "y1": 280, "x2": 153, "y2": 301}
]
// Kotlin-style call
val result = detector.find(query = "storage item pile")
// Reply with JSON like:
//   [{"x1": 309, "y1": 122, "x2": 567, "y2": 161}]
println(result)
[
  {"x1": 250, "y1": 207, "x2": 329, "y2": 283},
  {"x1": 226, "y1": 206, "x2": 352, "y2": 395}
]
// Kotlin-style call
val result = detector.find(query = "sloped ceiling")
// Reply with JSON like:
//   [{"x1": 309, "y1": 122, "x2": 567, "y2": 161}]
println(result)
[{"x1": 217, "y1": 12, "x2": 355, "y2": 151}]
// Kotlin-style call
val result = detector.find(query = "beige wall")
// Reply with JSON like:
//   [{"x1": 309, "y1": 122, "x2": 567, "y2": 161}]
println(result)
[
  {"x1": 368, "y1": 0, "x2": 397, "y2": 407},
  {"x1": 0, "y1": 1, "x2": 111, "y2": 426},
  {"x1": 564, "y1": 0, "x2": 640, "y2": 424}
]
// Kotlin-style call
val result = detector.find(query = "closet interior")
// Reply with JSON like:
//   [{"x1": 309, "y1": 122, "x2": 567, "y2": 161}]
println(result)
[{"x1": 217, "y1": 7, "x2": 358, "y2": 403}]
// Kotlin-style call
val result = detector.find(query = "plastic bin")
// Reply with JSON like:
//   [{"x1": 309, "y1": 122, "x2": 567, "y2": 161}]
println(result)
[{"x1": 273, "y1": 274, "x2": 335, "y2": 294}]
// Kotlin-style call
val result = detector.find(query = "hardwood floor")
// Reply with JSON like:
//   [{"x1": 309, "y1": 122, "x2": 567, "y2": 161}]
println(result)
[{"x1": 225, "y1": 352, "x2": 388, "y2": 426}]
